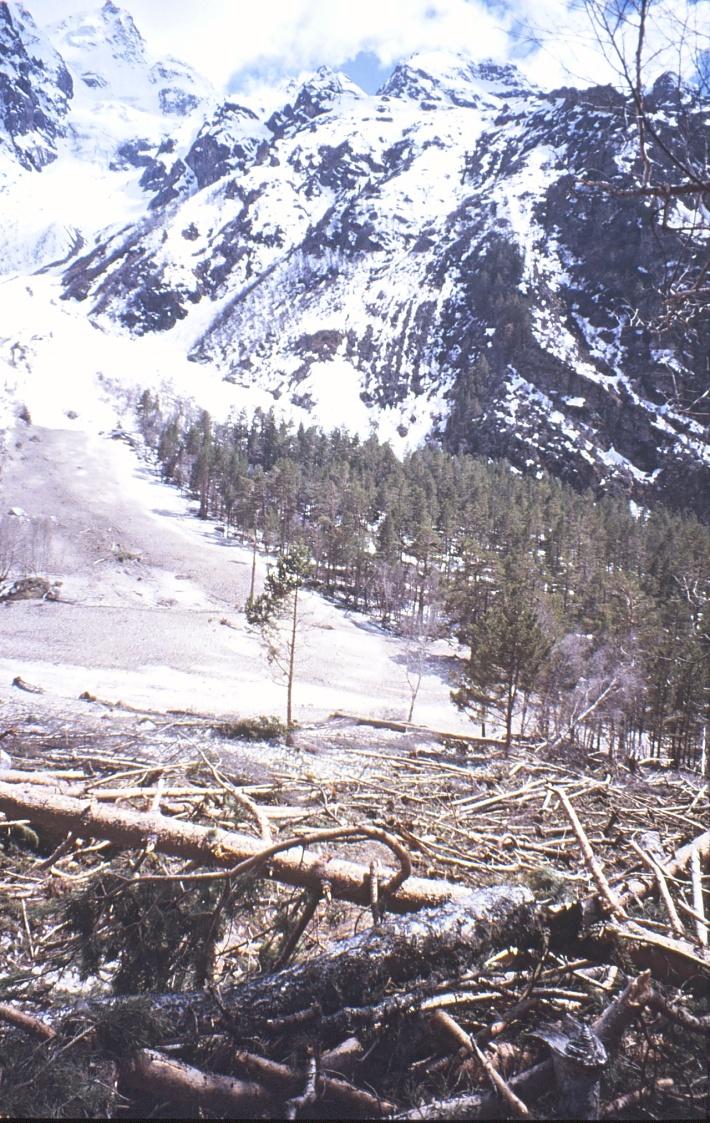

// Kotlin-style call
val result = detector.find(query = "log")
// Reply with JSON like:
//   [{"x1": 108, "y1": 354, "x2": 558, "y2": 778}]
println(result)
[
  {"x1": 11, "y1": 675, "x2": 45, "y2": 694},
  {"x1": 59, "y1": 886, "x2": 535, "y2": 1045},
  {"x1": 120, "y1": 1049, "x2": 275, "y2": 1116},
  {"x1": 233, "y1": 1050, "x2": 396, "y2": 1116},
  {"x1": 0, "y1": 780, "x2": 471, "y2": 913},
  {"x1": 0, "y1": 1008, "x2": 275, "y2": 1117},
  {"x1": 0, "y1": 1002, "x2": 56, "y2": 1041},
  {"x1": 329, "y1": 711, "x2": 507, "y2": 748}
]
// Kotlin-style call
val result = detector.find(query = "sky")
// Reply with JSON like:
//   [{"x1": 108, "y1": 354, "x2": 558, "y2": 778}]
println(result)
[{"x1": 27, "y1": 0, "x2": 710, "y2": 96}]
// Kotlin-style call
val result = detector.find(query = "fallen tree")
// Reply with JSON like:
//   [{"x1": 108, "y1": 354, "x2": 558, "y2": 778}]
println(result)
[
  {"x1": 2, "y1": 777, "x2": 707, "y2": 921},
  {"x1": 1, "y1": 740, "x2": 708, "y2": 1118},
  {"x1": 0, "y1": 779, "x2": 468, "y2": 912}
]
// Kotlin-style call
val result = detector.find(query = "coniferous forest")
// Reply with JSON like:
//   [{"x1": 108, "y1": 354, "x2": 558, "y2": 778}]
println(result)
[{"x1": 138, "y1": 393, "x2": 709, "y2": 772}]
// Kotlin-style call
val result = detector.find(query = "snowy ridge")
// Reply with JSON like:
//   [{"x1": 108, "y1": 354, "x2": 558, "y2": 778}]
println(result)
[
  {"x1": 0, "y1": 1, "x2": 213, "y2": 275},
  {"x1": 49, "y1": 1, "x2": 212, "y2": 121},
  {"x1": 380, "y1": 53, "x2": 533, "y2": 107}
]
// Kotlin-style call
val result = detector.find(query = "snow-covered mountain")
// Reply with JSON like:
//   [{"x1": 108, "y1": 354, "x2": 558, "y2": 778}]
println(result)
[
  {"x1": 0, "y1": 2, "x2": 73, "y2": 174},
  {"x1": 0, "y1": 0, "x2": 212, "y2": 273},
  {"x1": 1, "y1": 2, "x2": 708, "y2": 517}
]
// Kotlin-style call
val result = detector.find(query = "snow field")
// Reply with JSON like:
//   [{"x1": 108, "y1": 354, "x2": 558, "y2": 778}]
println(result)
[{"x1": 0, "y1": 423, "x2": 473, "y2": 733}]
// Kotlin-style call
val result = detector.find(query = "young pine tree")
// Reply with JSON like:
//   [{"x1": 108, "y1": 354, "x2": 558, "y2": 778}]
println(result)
[{"x1": 245, "y1": 545, "x2": 311, "y2": 745}]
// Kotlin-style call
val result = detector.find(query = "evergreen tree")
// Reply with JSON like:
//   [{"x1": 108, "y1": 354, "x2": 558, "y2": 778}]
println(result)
[
  {"x1": 453, "y1": 558, "x2": 552, "y2": 752},
  {"x1": 146, "y1": 393, "x2": 710, "y2": 772},
  {"x1": 245, "y1": 545, "x2": 311, "y2": 744}
]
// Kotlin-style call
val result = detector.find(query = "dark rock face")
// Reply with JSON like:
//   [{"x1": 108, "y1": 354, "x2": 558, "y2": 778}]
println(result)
[
  {"x1": 56, "y1": 55, "x2": 708, "y2": 516},
  {"x1": 96, "y1": 1, "x2": 146, "y2": 66},
  {"x1": 159, "y1": 87, "x2": 200, "y2": 115},
  {"x1": 111, "y1": 138, "x2": 153, "y2": 170},
  {"x1": 185, "y1": 103, "x2": 263, "y2": 188},
  {"x1": 267, "y1": 66, "x2": 363, "y2": 137},
  {"x1": 378, "y1": 56, "x2": 532, "y2": 107},
  {"x1": 148, "y1": 58, "x2": 207, "y2": 117},
  {"x1": 0, "y1": 4, "x2": 73, "y2": 170}
]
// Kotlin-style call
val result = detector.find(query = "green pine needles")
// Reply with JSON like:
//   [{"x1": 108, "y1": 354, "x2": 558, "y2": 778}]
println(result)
[{"x1": 246, "y1": 545, "x2": 312, "y2": 743}]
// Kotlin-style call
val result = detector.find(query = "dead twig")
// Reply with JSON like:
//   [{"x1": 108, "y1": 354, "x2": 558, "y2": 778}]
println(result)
[
  {"x1": 629, "y1": 838, "x2": 685, "y2": 938},
  {"x1": 468, "y1": 1036, "x2": 531, "y2": 1118},
  {"x1": 553, "y1": 786, "x2": 625, "y2": 919},
  {"x1": 121, "y1": 823, "x2": 413, "y2": 899},
  {"x1": 690, "y1": 845, "x2": 708, "y2": 947},
  {"x1": 197, "y1": 749, "x2": 273, "y2": 843},
  {"x1": 272, "y1": 890, "x2": 321, "y2": 971},
  {"x1": 601, "y1": 1077, "x2": 674, "y2": 1117},
  {"x1": 646, "y1": 991, "x2": 710, "y2": 1033}
]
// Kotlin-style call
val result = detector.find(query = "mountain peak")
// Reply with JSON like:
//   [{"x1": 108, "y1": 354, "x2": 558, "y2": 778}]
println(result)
[
  {"x1": 0, "y1": 2, "x2": 73, "y2": 173},
  {"x1": 267, "y1": 64, "x2": 364, "y2": 135},
  {"x1": 379, "y1": 51, "x2": 532, "y2": 106},
  {"x1": 51, "y1": 1, "x2": 146, "y2": 68},
  {"x1": 46, "y1": 2, "x2": 210, "y2": 120},
  {"x1": 294, "y1": 65, "x2": 365, "y2": 107}
]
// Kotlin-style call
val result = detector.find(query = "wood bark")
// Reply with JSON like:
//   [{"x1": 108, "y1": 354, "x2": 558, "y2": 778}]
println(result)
[
  {"x1": 120, "y1": 1049, "x2": 275, "y2": 1115},
  {"x1": 0, "y1": 780, "x2": 469, "y2": 913},
  {"x1": 58, "y1": 886, "x2": 535, "y2": 1045},
  {"x1": 529, "y1": 1016, "x2": 607, "y2": 1120}
]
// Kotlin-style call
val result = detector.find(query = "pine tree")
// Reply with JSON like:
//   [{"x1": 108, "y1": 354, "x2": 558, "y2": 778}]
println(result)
[
  {"x1": 245, "y1": 545, "x2": 311, "y2": 744},
  {"x1": 453, "y1": 558, "x2": 552, "y2": 752}
]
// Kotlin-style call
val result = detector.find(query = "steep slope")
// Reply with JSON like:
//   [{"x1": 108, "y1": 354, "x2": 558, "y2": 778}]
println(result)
[
  {"x1": 0, "y1": 0, "x2": 212, "y2": 275},
  {"x1": 0, "y1": 2, "x2": 73, "y2": 176},
  {"x1": 0, "y1": 425, "x2": 470, "y2": 729},
  {"x1": 58, "y1": 50, "x2": 709, "y2": 515},
  {"x1": 48, "y1": 0, "x2": 212, "y2": 145}
]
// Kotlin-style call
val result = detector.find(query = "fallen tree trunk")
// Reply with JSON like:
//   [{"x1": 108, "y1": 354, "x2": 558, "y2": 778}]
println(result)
[
  {"x1": 120, "y1": 1050, "x2": 275, "y2": 1116},
  {"x1": 231, "y1": 1050, "x2": 396, "y2": 1116},
  {"x1": 4, "y1": 783, "x2": 707, "y2": 921},
  {"x1": 59, "y1": 886, "x2": 535, "y2": 1044},
  {"x1": 329, "y1": 710, "x2": 508, "y2": 748},
  {"x1": 0, "y1": 780, "x2": 473, "y2": 912}
]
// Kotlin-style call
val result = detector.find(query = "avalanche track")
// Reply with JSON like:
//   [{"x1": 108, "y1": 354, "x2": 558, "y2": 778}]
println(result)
[{"x1": 0, "y1": 424, "x2": 470, "y2": 733}]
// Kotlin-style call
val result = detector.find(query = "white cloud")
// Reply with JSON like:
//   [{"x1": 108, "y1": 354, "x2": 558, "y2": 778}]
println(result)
[
  {"x1": 25, "y1": 0, "x2": 710, "y2": 92},
  {"x1": 27, "y1": 0, "x2": 510, "y2": 85}
]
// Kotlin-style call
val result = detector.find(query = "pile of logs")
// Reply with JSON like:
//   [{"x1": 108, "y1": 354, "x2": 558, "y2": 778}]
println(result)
[{"x1": 0, "y1": 735, "x2": 707, "y2": 1118}]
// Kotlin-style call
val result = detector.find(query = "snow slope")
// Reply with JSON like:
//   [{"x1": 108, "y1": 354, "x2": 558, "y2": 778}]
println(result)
[{"x1": 0, "y1": 425, "x2": 471, "y2": 730}]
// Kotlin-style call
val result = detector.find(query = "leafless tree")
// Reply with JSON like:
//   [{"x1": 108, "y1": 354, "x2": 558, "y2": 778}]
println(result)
[
  {"x1": 537, "y1": 632, "x2": 644, "y2": 759},
  {"x1": 402, "y1": 602, "x2": 442, "y2": 724},
  {"x1": 0, "y1": 514, "x2": 53, "y2": 581},
  {"x1": 0, "y1": 515, "x2": 22, "y2": 580},
  {"x1": 577, "y1": 0, "x2": 709, "y2": 323}
]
